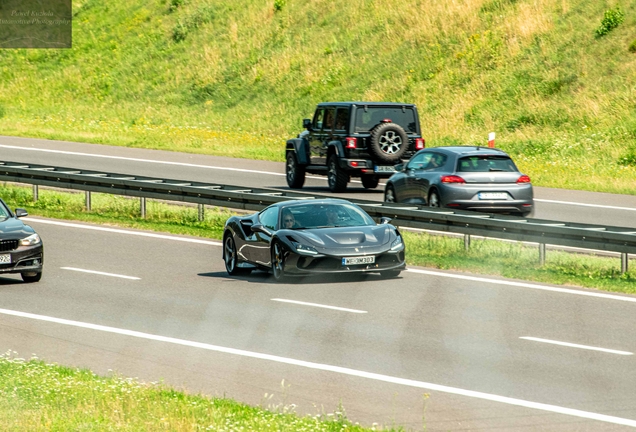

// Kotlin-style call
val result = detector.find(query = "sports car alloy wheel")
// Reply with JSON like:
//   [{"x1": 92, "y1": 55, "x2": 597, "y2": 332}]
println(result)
[
  {"x1": 224, "y1": 236, "x2": 238, "y2": 274},
  {"x1": 271, "y1": 241, "x2": 286, "y2": 281},
  {"x1": 21, "y1": 272, "x2": 42, "y2": 283}
]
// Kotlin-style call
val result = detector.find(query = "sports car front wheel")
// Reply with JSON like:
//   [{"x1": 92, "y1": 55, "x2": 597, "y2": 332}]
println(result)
[{"x1": 271, "y1": 241, "x2": 287, "y2": 281}]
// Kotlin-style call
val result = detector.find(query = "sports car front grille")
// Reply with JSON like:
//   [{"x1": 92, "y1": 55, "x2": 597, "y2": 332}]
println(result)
[{"x1": 0, "y1": 240, "x2": 19, "y2": 252}]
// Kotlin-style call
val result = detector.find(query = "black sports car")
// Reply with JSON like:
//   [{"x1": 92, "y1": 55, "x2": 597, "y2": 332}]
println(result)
[
  {"x1": 0, "y1": 199, "x2": 43, "y2": 283},
  {"x1": 222, "y1": 199, "x2": 405, "y2": 280}
]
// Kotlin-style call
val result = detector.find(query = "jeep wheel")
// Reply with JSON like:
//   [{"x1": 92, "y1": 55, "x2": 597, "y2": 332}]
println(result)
[
  {"x1": 369, "y1": 123, "x2": 409, "y2": 163},
  {"x1": 327, "y1": 155, "x2": 348, "y2": 193},
  {"x1": 361, "y1": 175, "x2": 379, "y2": 189},
  {"x1": 286, "y1": 153, "x2": 305, "y2": 189}
]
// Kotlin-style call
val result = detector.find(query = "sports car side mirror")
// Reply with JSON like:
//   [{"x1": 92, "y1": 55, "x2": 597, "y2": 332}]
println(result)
[
  {"x1": 380, "y1": 217, "x2": 392, "y2": 224},
  {"x1": 15, "y1": 208, "x2": 28, "y2": 218},
  {"x1": 251, "y1": 223, "x2": 270, "y2": 234}
]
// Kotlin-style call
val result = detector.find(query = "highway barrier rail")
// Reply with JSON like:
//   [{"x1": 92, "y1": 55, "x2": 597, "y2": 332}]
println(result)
[{"x1": 1, "y1": 160, "x2": 634, "y2": 271}]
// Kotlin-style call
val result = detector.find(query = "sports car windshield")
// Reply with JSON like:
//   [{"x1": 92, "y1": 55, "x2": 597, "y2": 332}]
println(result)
[{"x1": 280, "y1": 203, "x2": 376, "y2": 229}]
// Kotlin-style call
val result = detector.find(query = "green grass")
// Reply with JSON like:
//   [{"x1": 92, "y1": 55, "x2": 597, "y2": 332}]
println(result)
[
  {"x1": 0, "y1": 351, "x2": 393, "y2": 431},
  {"x1": 1, "y1": 0, "x2": 636, "y2": 193},
  {"x1": 3, "y1": 183, "x2": 635, "y2": 294}
]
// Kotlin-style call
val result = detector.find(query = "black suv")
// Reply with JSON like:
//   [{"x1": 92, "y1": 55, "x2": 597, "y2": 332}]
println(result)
[{"x1": 285, "y1": 102, "x2": 424, "y2": 192}]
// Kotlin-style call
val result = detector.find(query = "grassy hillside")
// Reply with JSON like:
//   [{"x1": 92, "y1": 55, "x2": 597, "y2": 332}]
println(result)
[{"x1": 1, "y1": 0, "x2": 635, "y2": 193}]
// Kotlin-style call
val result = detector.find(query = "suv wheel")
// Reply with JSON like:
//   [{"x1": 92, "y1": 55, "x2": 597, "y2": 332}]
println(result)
[
  {"x1": 327, "y1": 155, "x2": 348, "y2": 193},
  {"x1": 369, "y1": 123, "x2": 409, "y2": 163},
  {"x1": 361, "y1": 175, "x2": 379, "y2": 189},
  {"x1": 286, "y1": 153, "x2": 305, "y2": 189}
]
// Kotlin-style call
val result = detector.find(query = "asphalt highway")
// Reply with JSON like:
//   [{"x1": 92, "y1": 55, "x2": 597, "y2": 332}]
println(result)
[{"x1": 1, "y1": 135, "x2": 636, "y2": 430}]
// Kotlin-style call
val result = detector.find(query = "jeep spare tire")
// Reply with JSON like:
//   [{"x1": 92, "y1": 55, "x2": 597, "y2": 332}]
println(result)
[{"x1": 368, "y1": 122, "x2": 409, "y2": 163}]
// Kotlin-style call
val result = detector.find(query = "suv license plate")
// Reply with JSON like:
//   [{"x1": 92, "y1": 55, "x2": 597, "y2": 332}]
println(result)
[
  {"x1": 374, "y1": 165, "x2": 396, "y2": 173},
  {"x1": 342, "y1": 256, "x2": 375, "y2": 265},
  {"x1": 0, "y1": 254, "x2": 10, "y2": 264},
  {"x1": 478, "y1": 192, "x2": 508, "y2": 200}
]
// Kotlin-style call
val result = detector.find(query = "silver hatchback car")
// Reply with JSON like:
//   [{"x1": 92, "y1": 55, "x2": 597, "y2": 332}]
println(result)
[{"x1": 384, "y1": 146, "x2": 534, "y2": 217}]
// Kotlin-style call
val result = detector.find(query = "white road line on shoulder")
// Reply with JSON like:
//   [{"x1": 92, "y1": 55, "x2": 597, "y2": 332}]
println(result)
[
  {"x1": 24, "y1": 218, "x2": 222, "y2": 246},
  {"x1": 520, "y1": 337, "x2": 633, "y2": 356},
  {"x1": 0, "y1": 144, "x2": 285, "y2": 177},
  {"x1": 271, "y1": 298, "x2": 367, "y2": 314},
  {"x1": 0, "y1": 307, "x2": 634, "y2": 427},
  {"x1": 534, "y1": 198, "x2": 636, "y2": 212},
  {"x1": 61, "y1": 267, "x2": 140, "y2": 280},
  {"x1": 407, "y1": 268, "x2": 636, "y2": 303}
]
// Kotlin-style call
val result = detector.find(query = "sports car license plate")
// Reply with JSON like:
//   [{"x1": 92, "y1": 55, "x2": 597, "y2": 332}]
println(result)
[
  {"x1": 0, "y1": 254, "x2": 10, "y2": 264},
  {"x1": 478, "y1": 192, "x2": 508, "y2": 200},
  {"x1": 374, "y1": 165, "x2": 396, "y2": 173},
  {"x1": 342, "y1": 256, "x2": 375, "y2": 265}
]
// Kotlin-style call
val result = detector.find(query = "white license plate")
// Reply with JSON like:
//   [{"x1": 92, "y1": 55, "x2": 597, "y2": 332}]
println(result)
[
  {"x1": 374, "y1": 165, "x2": 396, "y2": 173},
  {"x1": 478, "y1": 192, "x2": 508, "y2": 200},
  {"x1": 0, "y1": 254, "x2": 10, "y2": 264},
  {"x1": 342, "y1": 256, "x2": 375, "y2": 265}
]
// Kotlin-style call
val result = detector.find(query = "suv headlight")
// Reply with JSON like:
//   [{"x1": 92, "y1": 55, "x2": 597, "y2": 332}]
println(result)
[
  {"x1": 20, "y1": 233, "x2": 41, "y2": 246},
  {"x1": 293, "y1": 242, "x2": 318, "y2": 255},
  {"x1": 390, "y1": 236, "x2": 404, "y2": 251}
]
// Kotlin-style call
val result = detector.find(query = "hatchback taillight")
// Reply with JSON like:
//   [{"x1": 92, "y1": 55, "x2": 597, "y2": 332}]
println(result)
[
  {"x1": 516, "y1": 175, "x2": 531, "y2": 183},
  {"x1": 345, "y1": 137, "x2": 357, "y2": 149},
  {"x1": 441, "y1": 175, "x2": 466, "y2": 184},
  {"x1": 415, "y1": 138, "x2": 425, "y2": 150}
]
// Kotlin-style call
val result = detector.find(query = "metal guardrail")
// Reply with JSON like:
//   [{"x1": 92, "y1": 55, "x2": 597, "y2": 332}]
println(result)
[{"x1": 1, "y1": 160, "x2": 635, "y2": 269}]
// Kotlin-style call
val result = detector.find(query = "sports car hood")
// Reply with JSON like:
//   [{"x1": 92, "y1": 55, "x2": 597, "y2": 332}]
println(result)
[
  {"x1": 293, "y1": 225, "x2": 395, "y2": 251},
  {"x1": 0, "y1": 217, "x2": 35, "y2": 240}
]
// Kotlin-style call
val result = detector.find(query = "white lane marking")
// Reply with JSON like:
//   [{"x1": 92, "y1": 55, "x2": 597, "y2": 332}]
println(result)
[
  {"x1": 520, "y1": 337, "x2": 633, "y2": 356},
  {"x1": 25, "y1": 218, "x2": 636, "y2": 304},
  {"x1": 0, "y1": 144, "x2": 285, "y2": 177},
  {"x1": 271, "y1": 298, "x2": 367, "y2": 314},
  {"x1": 406, "y1": 268, "x2": 636, "y2": 303},
  {"x1": 535, "y1": 198, "x2": 636, "y2": 212},
  {"x1": 61, "y1": 267, "x2": 140, "y2": 280},
  {"x1": 0, "y1": 308, "x2": 634, "y2": 427},
  {"x1": 25, "y1": 218, "x2": 222, "y2": 246}
]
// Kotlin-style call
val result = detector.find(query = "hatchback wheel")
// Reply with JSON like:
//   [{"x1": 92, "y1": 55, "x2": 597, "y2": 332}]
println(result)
[
  {"x1": 428, "y1": 190, "x2": 441, "y2": 208},
  {"x1": 384, "y1": 185, "x2": 397, "y2": 203}
]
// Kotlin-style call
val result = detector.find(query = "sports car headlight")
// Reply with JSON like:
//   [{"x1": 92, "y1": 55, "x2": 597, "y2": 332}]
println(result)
[
  {"x1": 293, "y1": 242, "x2": 318, "y2": 255},
  {"x1": 390, "y1": 236, "x2": 404, "y2": 251},
  {"x1": 20, "y1": 233, "x2": 41, "y2": 246}
]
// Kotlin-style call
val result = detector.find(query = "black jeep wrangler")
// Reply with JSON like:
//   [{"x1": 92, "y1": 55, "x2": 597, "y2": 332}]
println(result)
[{"x1": 285, "y1": 102, "x2": 425, "y2": 192}]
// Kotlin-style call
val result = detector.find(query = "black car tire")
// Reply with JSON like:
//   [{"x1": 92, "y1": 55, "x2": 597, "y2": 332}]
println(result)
[
  {"x1": 271, "y1": 241, "x2": 287, "y2": 281},
  {"x1": 428, "y1": 189, "x2": 441, "y2": 208},
  {"x1": 384, "y1": 184, "x2": 397, "y2": 203},
  {"x1": 286, "y1": 153, "x2": 306, "y2": 189},
  {"x1": 381, "y1": 270, "x2": 401, "y2": 278},
  {"x1": 361, "y1": 175, "x2": 379, "y2": 189},
  {"x1": 368, "y1": 123, "x2": 409, "y2": 163},
  {"x1": 224, "y1": 234, "x2": 251, "y2": 275},
  {"x1": 327, "y1": 155, "x2": 348, "y2": 193},
  {"x1": 21, "y1": 271, "x2": 42, "y2": 283}
]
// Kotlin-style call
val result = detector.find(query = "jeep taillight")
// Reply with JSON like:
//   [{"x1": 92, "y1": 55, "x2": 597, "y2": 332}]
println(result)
[
  {"x1": 345, "y1": 137, "x2": 357, "y2": 149},
  {"x1": 415, "y1": 138, "x2": 425, "y2": 150}
]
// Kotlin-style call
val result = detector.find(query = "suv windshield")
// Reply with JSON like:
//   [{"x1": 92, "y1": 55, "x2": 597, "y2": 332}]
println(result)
[
  {"x1": 354, "y1": 107, "x2": 418, "y2": 133},
  {"x1": 457, "y1": 156, "x2": 518, "y2": 172}
]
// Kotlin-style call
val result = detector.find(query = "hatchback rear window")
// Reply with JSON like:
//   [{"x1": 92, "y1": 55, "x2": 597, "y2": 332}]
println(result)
[{"x1": 457, "y1": 156, "x2": 518, "y2": 172}]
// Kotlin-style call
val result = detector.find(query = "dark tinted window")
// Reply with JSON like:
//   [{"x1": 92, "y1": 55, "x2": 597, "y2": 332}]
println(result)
[
  {"x1": 457, "y1": 156, "x2": 518, "y2": 172},
  {"x1": 323, "y1": 108, "x2": 335, "y2": 131},
  {"x1": 259, "y1": 206, "x2": 279, "y2": 230},
  {"x1": 334, "y1": 108, "x2": 349, "y2": 131},
  {"x1": 354, "y1": 107, "x2": 418, "y2": 133},
  {"x1": 281, "y1": 203, "x2": 375, "y2": 229}
]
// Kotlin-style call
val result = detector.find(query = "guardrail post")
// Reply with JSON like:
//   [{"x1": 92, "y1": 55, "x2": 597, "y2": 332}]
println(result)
[
  {"x1": 622, "y1": 253, "x2": 629, "y2": 274},
  {"x1": 32, "y1": 185, "x2": 38, "y2": 202},
  {"x1": 198, "y1": 203, "x2": 205, "y2": 222},
  {"x1": 85, "y1": 191, "x2": 91, "y2": 211},
  {"x1": 539, "y1": 243, "x2": 546, "y2": 266},
  {"x1": 140, "y1": 197, "x2": 146, "y2": 218},
  {"x1": 464, "y1": 234, "x2": 471, "y2": 251}
]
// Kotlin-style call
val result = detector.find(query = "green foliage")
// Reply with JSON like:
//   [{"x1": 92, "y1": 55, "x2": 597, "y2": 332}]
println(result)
[
  {"x1": 629, "y1": 39, "x2": 636, "y2": 53},
  {"x1": 595, "y1": 7, "x2": 624, "y2": 38},
  {"x1": 618, "y1": 146, "x2": 636, "y2": 166},
  {"x1": 274, "y1": 0, "x2": 286, "y2": 12},
  {"x1": 0, "y1": 105, "x2": 4, "y2": 119}
]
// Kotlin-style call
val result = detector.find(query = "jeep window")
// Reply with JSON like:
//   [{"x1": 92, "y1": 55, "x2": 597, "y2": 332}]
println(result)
[
  {"x1": 312, "y1": 109, "x2": 325, "y2": 130},
  {"x1": 323, "y1": 108, "x2": 335, "y2": 132},
  {"x1": 334, "y1": 108, "x2": 349, "y2": 132},
  {"x1": 354, "y1": 107, "x2": 418, "y2": 133}
]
